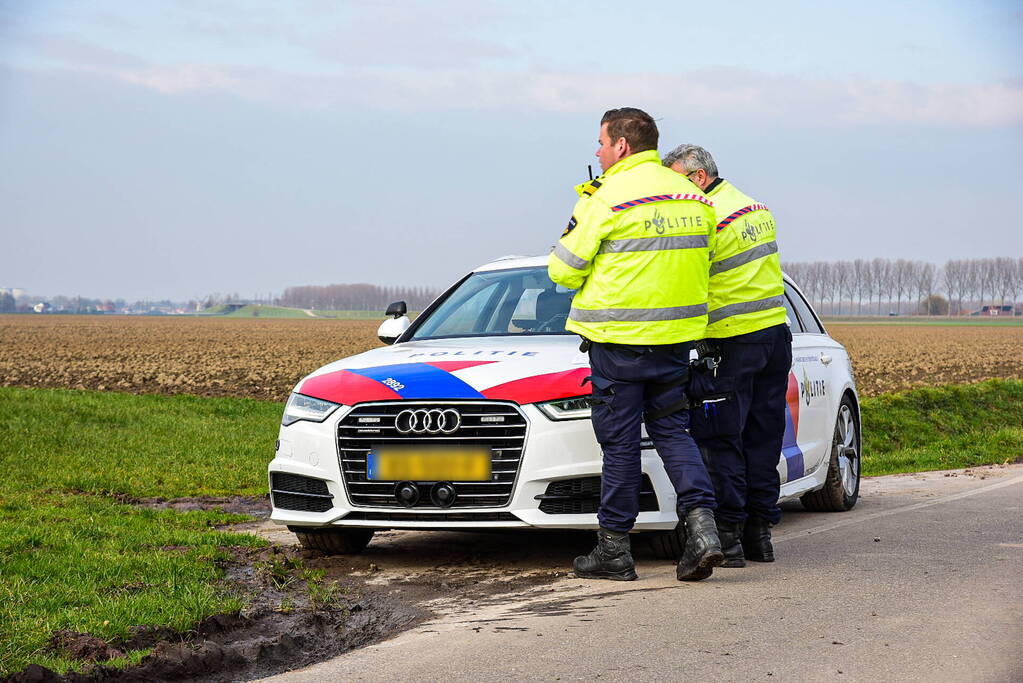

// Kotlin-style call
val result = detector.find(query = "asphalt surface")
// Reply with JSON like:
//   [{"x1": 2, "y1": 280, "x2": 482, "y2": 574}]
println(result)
[{"x1": 259, "y1": 465, "x2": 1023, "y2": 682}]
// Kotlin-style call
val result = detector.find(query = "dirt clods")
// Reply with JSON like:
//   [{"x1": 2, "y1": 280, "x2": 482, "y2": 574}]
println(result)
[
  {"x1": 48, "y1": 632, "x2": 124, "y2": 663},
  {"x1": 126, "y1": 495, "x2": 271, "y2": 518}
]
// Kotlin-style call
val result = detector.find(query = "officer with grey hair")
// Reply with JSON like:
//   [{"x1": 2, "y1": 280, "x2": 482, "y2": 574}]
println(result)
[
  {"x1": 662, "y1": 144, "x2": 719, "y2": 187},
  {"x1": 663, "y1": 143, "x2": 792, "y2": 568}
]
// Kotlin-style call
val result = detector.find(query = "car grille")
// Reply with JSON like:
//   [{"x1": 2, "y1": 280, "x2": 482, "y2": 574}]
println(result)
[
  {"x1": 337, "y1": 401, "x2": 527, "y2": 509},
  {"x1": 536, "y1": 475, "x2": 659, "y2": 515},
  {"x1": 271, "y1": 472, "x2": 334, "y2": 513}
]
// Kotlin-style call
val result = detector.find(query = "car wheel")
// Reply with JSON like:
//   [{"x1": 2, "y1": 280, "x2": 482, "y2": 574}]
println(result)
[
  {"x1": 293, "y1": 527, "x2": 375, "y2": 554},
  {"x1": 646, "y1": 522, "x2": 686, "y2": 560},
  {"x1": 801, "y1": 395, "x2": 860, "y2": 512}
]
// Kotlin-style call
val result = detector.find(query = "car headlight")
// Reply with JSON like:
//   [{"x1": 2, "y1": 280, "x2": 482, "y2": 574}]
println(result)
[
  {"x1": 537, "y1": 396, "x2": 592, "y2": 421},
  {"x1": 281, "y1": 393, "x2": 341, "y2": 426}
]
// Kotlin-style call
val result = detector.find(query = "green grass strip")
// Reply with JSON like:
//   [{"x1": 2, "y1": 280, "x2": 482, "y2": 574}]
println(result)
[
  {"x1": 1, "y1": 388, "x2": 278, "y2": 498},
  {"x1": 861, "y1": 379, "x2": 1023, "y2": 476}
]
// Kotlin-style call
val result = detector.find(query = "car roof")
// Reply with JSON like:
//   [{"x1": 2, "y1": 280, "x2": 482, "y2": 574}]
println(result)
[
  {"x1": 473, "y1": 254, "x2": 796, "y2": 286},
  {"x1": 474, "y1": 254, "x2": 549, "y2": 272}
]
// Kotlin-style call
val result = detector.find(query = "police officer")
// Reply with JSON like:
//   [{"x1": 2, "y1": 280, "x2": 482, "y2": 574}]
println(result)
[
  {"x1": 549, "y1": 109, "x2": 723, "y2": 582},
  {"x1": 663, "y1": 144, "x2": 792, "y2": 566}
]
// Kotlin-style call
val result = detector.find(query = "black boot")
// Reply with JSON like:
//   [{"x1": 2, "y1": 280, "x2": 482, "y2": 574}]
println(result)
[
  {"x1": 573, "y1": 528, "x2": 638, "y2": 581},
  {"x1": 716, "y1": 519, "x2": 746, "y2": 568},
  {"x1": 742, "y1": 516, "x2": 775, "y2": 562},
  {"x1": 676, "y1": 508, "x2": 724, "y2": 581}
]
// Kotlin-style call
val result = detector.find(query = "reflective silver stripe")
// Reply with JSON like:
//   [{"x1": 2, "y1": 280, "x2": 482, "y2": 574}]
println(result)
[
  {"x1": 709, "y1": 241, "x2": 778, "y2": 276},
  {"x1": 553, "y1": 243, "x2": 589, "y2": 271},
  {"x1": 708, "y1": 295, "x2": 786, "y2": 324},
  {"x1": 570, "y1": 303, "x2": 708, "y2": 323},
  {"x1": 597, "y1": 234, "x2": 709, "y2": 255}
]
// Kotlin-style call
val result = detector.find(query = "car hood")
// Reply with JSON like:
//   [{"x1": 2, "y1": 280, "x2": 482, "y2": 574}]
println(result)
[{"x1": 297, "y1": 336, "x2": 592, "y2": 406}]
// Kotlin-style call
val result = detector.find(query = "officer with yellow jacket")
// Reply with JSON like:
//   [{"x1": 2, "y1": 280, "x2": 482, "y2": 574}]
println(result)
[
  {"x1": 663, "y1": 143, "x2": 792, "y2": 567},
  {"x1": 549, "y1": 109, "x2": 723, "y2": 582}
]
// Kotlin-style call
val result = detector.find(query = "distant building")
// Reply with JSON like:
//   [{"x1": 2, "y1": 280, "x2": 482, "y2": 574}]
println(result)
[
  {"x1": 1, "y1": 287, "x2": 26, "y2": 299},
  {"x1": 973, "y1": 305, "x2": 1015, "y2": 316}
]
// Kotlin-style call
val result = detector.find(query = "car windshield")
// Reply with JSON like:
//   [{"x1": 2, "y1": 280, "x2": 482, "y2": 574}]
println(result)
[{"x1": 410, "y1": 266, "x2": 577, "y2": 340}]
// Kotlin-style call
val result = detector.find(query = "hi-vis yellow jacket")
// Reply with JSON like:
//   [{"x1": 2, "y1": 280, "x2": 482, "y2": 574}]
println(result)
[
  {"x1": 548, "y1": 150, "x2": 715, "y2": 344},
  {"x1": 704, "y1": 179, "x2": 786, "y2": 338}
]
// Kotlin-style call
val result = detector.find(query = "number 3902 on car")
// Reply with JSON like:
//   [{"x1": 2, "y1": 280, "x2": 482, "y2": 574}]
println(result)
[{"x1": 269, "y1": 255, "x2": 860, "y2": 556}]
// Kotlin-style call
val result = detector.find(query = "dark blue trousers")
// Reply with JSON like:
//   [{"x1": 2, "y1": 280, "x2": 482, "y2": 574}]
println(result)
[
  {"x1": 588, "y1": 342, "x2": 717, "y2": 533},
  {"x1": 690, "y1": 324, "x2": 792, "y2": 526}
]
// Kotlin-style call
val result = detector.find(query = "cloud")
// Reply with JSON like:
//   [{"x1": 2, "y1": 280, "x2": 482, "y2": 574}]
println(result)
[
  {"x1": 308, "y1": 0, "x2": 522, "y2": 68},
  {"x1": 8, "y1": 34, "x2": 1023, "y2": 127},
  {"x1": 16, "y1": 34, "x2": 148, "y2": 70}
]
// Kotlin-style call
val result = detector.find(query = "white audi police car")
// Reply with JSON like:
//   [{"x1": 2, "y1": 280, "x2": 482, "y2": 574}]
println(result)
[{"x1": 269, "y1": 255, "x2": 860, "y2": 557}]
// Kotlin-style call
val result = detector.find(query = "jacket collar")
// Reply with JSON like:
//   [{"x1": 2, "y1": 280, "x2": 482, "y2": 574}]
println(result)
[
  {"x1": 603, "y1": 149, "x2": 662, "y2": 178},
  {"x1": 705, "y1": 177, "x2": 727, "y2": 196},
  {"x1": 574, "y1": 150, "x2": 663, "y2": 197}
]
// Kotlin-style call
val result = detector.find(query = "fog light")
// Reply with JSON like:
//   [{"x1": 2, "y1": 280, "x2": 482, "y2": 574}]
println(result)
[
  {"x1": 394, "y1": 481, "x2": 420, "y2": 508},
  {"x1": 430, "y1": 482, "x2": 457, "y2": 508}
]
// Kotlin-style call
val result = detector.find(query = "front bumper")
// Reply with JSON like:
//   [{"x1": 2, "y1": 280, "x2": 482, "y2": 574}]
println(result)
[{"x1": 269, "y1": 403, "x2": 681, "y2": 531}]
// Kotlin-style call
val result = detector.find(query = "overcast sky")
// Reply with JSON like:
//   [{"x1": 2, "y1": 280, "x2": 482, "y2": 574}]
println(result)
[{"x1": 1, "y1": 1, "x2": 1021, "y2": 301}]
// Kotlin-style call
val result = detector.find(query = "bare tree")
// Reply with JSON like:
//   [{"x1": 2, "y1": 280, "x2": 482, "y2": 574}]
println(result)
[
  {"x1": 891, "y1": 259, "x2": 913, "y2": 314},
  {"x1": 812, "y1": 261, "x2": 829, "y2": 312},
  {"x1": 943, "y1": 259, "x2": 969, "y2": 316},
  {"x1": 852, "y1": 259, "x2": 870, "y2": 315},
  {"x1": 992, "y1": 257, "x2": 1014, "y2": 306},
  {"x1": 1014, "y1": 258, "x2": 1023, "y2": 310},
  {"x1": 869, "y1": 258, "x2": 890, "y2": 315},
  {"x1": 832, "y1": 261, "x2": 851, "y2": 315},
  {"x1": 914, "y1": 262, "x2": 938, "y2": 315}
]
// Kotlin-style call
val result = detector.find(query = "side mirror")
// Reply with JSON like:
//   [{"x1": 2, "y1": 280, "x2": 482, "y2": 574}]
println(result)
[
  {"x1": 378, "y1": 315, "x2": 410, "y2": 345},
  {"x1": 385, "y1": 301, "x2": 407, "y2": 318}
]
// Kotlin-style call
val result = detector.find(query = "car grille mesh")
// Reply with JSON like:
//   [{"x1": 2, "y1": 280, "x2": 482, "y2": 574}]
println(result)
[
  {"x1": 337, "y1": 402, "x2": 527, "y2": 509},
  {"x1": 271, "y1": 472, "x2": 333, "y2": 513},
  {"x1": 537, "y1": 475, "x2": 659, "y2": 515}
]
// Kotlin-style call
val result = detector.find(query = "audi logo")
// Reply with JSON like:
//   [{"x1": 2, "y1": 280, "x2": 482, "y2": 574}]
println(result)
[{"x1": 395, "y1": 408, "x2": 461, "y2": 435}]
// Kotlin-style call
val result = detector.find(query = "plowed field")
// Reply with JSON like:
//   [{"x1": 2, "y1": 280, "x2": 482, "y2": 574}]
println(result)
[
  {"x1": 825, "y1": 324, "x2": 1023, "y2": 395},
  {"x1": 0, "y1": 315, "x2": 379, "y2": 401},
  {"x1": 1, "y1": 316, "x2": 1021, "y2": 399}
]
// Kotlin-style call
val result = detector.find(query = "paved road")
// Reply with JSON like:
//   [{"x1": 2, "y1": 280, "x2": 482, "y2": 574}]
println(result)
[{"x1": 261, "y1": 465, "x2": 1023, "y2": 682}]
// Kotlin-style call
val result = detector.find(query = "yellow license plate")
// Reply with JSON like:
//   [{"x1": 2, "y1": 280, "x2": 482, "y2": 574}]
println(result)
[{"x1": 367, "y1": 446, "x2": 492, "y2": 482}]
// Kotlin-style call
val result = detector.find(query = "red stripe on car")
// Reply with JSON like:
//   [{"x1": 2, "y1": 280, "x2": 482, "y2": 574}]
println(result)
[
  {"x1": 299, "y1": 369, "x2": 402, "y2": 404},
  {"x1": 482, "y1": 368, "x2": 592, "y2": 404}
]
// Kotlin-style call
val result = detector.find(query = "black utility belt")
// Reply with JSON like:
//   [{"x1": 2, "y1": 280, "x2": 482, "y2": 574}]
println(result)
[{"x1": 581, "y1": 338, "x2": 690, "y2": 354}]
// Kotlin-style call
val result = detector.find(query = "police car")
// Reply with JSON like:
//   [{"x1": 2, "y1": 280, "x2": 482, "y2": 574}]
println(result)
[{"x1": 269, "y1": 255, "x2": 860, "y2": 557}]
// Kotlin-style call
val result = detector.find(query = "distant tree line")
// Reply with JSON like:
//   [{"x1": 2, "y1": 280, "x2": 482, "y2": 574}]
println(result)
[
  {"x1": 277, "y1": 283, "x2": 442, "y2": 312},
  {"x1": 784, "y1": 257, "x2": 1023, "y2": 316}
]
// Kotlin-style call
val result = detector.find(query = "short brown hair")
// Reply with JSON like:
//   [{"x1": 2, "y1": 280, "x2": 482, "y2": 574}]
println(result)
[{"x1": 601, "y1": 107, "x2": 658, "y2": 153}]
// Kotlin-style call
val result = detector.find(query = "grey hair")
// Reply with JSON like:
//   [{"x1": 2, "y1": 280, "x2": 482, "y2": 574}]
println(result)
[{"x1": 662, "y1": 144, "x2": 719, "y2": 177}]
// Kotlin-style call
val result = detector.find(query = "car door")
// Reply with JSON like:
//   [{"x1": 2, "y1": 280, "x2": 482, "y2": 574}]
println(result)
[{"x1": 779, "y1": 282, "x2": 833, "y2": 484}]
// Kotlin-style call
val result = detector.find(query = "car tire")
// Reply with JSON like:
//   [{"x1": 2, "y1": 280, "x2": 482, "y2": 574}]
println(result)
[
  {"x1": 293, "y1": 527, "x2": 375, "y2": 554},
  {"x1": 646, "y1": 522, "x2": 686, "y2": 560},
  {"x1": 801, "y1": 394, "x2": 860, "y2": 512}
]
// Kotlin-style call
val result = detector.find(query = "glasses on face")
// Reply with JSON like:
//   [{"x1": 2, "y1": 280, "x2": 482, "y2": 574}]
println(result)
[{"x1": 686, "y1": 169, "x2": 701, "y2": 179}]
